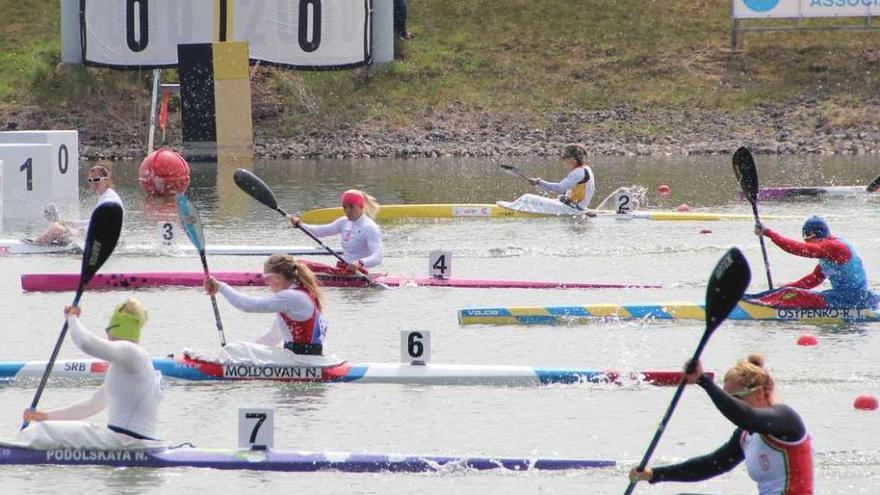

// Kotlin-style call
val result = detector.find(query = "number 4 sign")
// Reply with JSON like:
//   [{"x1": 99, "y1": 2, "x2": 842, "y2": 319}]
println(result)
[{"x1": 429, "y1": 250, "x2": 452, "y2": 279}]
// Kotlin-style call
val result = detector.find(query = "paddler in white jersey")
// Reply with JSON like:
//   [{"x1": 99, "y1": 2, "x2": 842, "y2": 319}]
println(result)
[
  {"x1": 288, "y1": 189, "x2": 384, "y2": 276},
  {"x1": 529, "y1": 143, "x2": 595, "y2": 210},
  {"x1": 30, "y1": 164, "x2": 124, "y2": 246},
  {"x1": 21, "y1": 299, "x2": 164, "y2": 446},
  {"x1": 204, "y1": 254, "x2": 330, "y2": 358}
]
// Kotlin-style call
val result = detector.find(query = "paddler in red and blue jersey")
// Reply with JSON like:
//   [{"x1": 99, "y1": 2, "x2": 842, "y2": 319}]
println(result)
[
  {"x1": 204, "y1": 253, "x2": 327, "y2": 356},
  {"x1": 752, "y1": 216, "x2": 879, "y2": 309},
  {"x1": 630, "y1": 354, "x2": 813, "y2": 495}
]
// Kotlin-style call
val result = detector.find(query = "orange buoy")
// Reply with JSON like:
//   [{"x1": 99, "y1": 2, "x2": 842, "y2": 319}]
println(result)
[
  {"x1": 796, "y1": 333, "x2": 818, "y2": 346},
  {"x1": 657, "y1": 184, "x2": 671, "y2": 196},
  {"x1": 139, "y1": 148, "x2": 191, "y2": 196},
  {"x1": 854, "y1": 394, "x2": 879, "y2": 411}
]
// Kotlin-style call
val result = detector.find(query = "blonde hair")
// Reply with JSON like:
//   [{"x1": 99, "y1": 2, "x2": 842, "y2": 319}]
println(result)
[
  {"x1": 344, "y1": 189, "x2": 380, "y2": 220},
  {"x1": 118, "y1": 297, "x2": 149, "y2": 325},
  {"x1": 264, "y1": 253, "x2": 324, "y2": 311},
  {"x1": 724, "y1": 354, "x2": 773, "y2": 392},
  {"x1": 560, "y1": 144, "x2": 588, "y2": 166}
]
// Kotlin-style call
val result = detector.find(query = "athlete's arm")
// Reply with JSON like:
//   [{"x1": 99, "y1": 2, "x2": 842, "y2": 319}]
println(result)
[
  {"x1": 786, "y1": 265, "x2": 826, "y2": 289},
  {"x1": 299, "y1": 217, "x2": 347, "y2": 238},
  {"x1": 649, "y1": 430, "x2": 744, "y2": 483},
  {"x1": 698, "y1": 375, "x2": 805, "y2": 441},
  {"x1": 45, "y1": 384, "x2": 109, "y2": 420},
  {"x1": 359, "y1": 223, "x2": 384, "y2": 268},
  {"x1": 537, "y1": 168, "x2": 588, "y2": 195},
  {"x1": 218, "y1": 284, "x2": 314, "y2": 319},
  {"x1": 68, "y1": 315, "x2": 143, "y2": 373},
  {"x1": 765, "y1": 230, "x2": 851, "y2": 262}
]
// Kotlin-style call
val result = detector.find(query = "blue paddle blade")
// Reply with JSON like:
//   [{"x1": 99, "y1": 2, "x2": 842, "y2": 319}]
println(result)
[{"x1": 176, "y1": 193, "x2": 205, "y2": 252}]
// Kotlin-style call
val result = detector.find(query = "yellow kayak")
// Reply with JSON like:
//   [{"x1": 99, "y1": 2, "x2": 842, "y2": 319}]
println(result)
[{"x1": 300, "y1": 203, "x2": 781, "y2": 223}]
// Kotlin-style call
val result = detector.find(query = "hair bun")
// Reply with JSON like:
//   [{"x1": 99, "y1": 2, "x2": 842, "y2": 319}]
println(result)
[{"x1": 747, "y1": 354, "x2": 765, "y2": 368}]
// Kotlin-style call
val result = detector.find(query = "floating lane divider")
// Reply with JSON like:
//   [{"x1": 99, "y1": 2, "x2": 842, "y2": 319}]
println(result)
[
  {"x1": 0, "y1": 356, "x2": 702, "y2": 387},
  {"x1": 300, "y1": 204, "x2": 789, "y2": 223},
  {"x1": 0, "y1": 444, "x2": 614, "y2": 472},
  {"x1": 20, "y1": 271, "x2": 662, "y2": 292},
  {"x1": 457, "y1": 301, "x2": 880, "y2": 325}
]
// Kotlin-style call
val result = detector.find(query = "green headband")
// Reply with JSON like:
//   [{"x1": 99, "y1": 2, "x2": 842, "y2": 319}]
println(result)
[{"x1": 106, "y1": 303, "x2": 145, "y2": 341}]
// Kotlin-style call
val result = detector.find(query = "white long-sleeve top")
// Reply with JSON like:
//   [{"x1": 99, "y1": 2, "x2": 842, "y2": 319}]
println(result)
[
  {"x1": 537, "y1": 166, "x2": 595, "y2": 209},
  {"x1": 218, "y1": 283, "x2": 324, "y2": 346},
  {"x1": 46, "y1": 315, "x2": 163, "y2": 438},
  {"x1": 301, "y1": 215, "x2": 383, "y2": 267},
  {"x1": 67, "y1": 188, "x2": 125, "y2": 229}
]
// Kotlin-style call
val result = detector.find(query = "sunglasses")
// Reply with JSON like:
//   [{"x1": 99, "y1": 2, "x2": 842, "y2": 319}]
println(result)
[
  {"x1": 88, "y1": 177, "x2": 107, "y2": 183},
  {"x1": 730, "y1": 386, "x2": 761, "y2": 399}
]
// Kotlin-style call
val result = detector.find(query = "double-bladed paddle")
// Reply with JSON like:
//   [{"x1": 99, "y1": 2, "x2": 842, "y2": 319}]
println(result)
[
  {"x1": 498, "y1": 163, "x2": 597, "y2": 217},
  {"x1": 623, "y1": 247, "x2": 752, "y2": 495},
  {"x1": 232, "y1": 169, "x2": 389, "y2": 290},
  {"x1": 23, "y1": 202, "x2": 124, "y2": 429},
  {"x1": 732, "y1": 147, "x2": 773, "y2": 290},
  {"x1": 176, "y1": 193, "x2": 226, "y2": 347}
]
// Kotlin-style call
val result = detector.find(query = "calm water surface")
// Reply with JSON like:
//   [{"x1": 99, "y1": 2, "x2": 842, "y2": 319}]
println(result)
[{"x1": 1, "y1": 155, "x2": 879, "y2": 494}]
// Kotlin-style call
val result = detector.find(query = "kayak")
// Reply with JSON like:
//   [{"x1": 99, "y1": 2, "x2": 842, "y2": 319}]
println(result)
[
  {"x1": 300, "y1": 204, "x2": 778, "y2": 223},
  {"x1": 0, "y1": 356, "x2": 692, "y2": 386},
  {"x1": 748, "y1": 186, "x2": 878, "y2": 201},
  {"x1": 457, "y1": 300, "x2": 880, "y2": 325},
  {"x1": 20, "y1": 271, "x2": 662, "y2": 292},
  {"x1": 0, "y1": 239, "x2": 337, "y2": 257},
  {"x1": 0, "y1": 443, "x2": 614, "y2": 472}
]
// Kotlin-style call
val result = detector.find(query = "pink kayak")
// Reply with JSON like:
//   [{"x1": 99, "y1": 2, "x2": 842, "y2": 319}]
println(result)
[{"x1": 20, "y1": 271, "x2": 662, "y2": 292}]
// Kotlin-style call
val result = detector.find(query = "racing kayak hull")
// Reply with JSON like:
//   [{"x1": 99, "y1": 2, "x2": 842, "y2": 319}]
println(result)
[
  {"x1": 0, "y1": 357, "x2": 691, "y2": 387},
  {"x1": 0, "y1": 239, "x2": 336, "y2": 257},
  {"x1": 0, "y1": 444, "x2": 613, "y2": 472},
  {"x1": 749, "y1": 186, "x2": 875, "y2": 201},
  {"x1": 300, "y1": 204, "x2": 776, "y2": 223},
  {"x1": 20, "y1": 271, "x2": 661, "y2": 292},
  {"x1": 458, "y1": 301, "x2": 880, "y2": 325}
]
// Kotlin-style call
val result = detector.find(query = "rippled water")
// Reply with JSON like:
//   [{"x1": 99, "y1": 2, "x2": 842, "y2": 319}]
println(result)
[{"x1": 1, "y1": 154, "x2": 879, "y2": 494}]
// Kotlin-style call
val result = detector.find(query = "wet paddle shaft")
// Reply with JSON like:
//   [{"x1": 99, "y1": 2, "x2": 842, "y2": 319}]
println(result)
[
  {"x1": 232, "y1": 169, "x2": 389, "y2": 289},
  {"x1": 176, "y1": 193, "x2": 226, "y2": 346},
  {"x1": 23, "y1": 202, "x2": 124, "y2": 429},
  {"x1": 733, "y1": 147, "x2": 773, "y2": 290},
  {"x1": 623, "y1": 247, "x2": 751, "y2": 495}
]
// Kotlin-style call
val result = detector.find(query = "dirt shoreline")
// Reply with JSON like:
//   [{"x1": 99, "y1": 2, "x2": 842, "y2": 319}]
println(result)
[{"x1": 5, "y1": 99, "x2": 880, "y2": 161}]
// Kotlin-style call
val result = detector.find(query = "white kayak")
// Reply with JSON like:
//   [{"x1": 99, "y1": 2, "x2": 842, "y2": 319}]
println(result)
[{"x1": 0, "y1": 239, "x2": 338, "y2": 256}]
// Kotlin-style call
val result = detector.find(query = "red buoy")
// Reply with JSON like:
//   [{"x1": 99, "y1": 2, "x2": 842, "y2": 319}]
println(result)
[
  {"x1": 657, "y1": 184, "x2": 671, "y2": 196},
  {"x1": 676, "y1": 204, "x2": 690, "y2": 212},
  {"x1": 854, "y1": 394, "x2": 879, "y2": 411},
  {"x1": 699, "y1": 229, "x2": 712, "y2": 234},
  {"x1": 139, "y1": 148, "x2": 190, "y2": 196},
  {"x1": 796, "y1": 333, "x2": 818, "y2": 346}
]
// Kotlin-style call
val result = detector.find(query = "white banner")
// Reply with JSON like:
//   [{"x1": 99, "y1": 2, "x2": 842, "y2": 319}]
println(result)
[
  {"x1": 81, "y1": 0, "x2": 371, "y2": 69},
  {"x1": 734, "y1": 0, "x2": 880, "y2": 19},
  {"x1": 234, "y1": 0, "x2": 371, "y2": 68},
  {"x1": 82, "y1": 0, "x2": 214, "y2": 67}
]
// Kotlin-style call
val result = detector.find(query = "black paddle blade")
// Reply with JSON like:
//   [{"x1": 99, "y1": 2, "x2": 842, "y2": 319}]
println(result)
[
  {"x1": 732, "y1": 147, "x2": 759, "y2": 204},
  {"x1": 867, "y1": 174, "x2": 880, "y2": 193},
  {"x1": 79, "y1": 202, "x2": 123, "y2": 288},
  {"x1": 234, "y1": 169, "x2": 279, "y2": 211},
  {"x1": 705, "y1": 247, "x2": 751, "y2": 332}
]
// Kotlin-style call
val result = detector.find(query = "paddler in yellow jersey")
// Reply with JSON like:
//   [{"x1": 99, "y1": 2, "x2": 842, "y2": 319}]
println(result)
[{"x1": 529, "y1": 144, "x2": 595, "y2": 210}]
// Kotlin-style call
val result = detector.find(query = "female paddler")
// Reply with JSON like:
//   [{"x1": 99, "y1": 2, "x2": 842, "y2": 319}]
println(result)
[
  {"x1": 22, "y1": 299, "x2": 163, "y2": 446},
  {"x1": 30, "y1": 164, "x2": 123, "y2": 246},
  {"x1": 288, "y1": 189, "x2": 384, "y2": 276},
  {"x1": 529, "y1": 143, "x2": 596, "y2": 210},
  {"x1": 753, "y1": 216, "x2": 878, "y2": 308},
  {"x1": 204, "y1": 253, "x2": 328, "y2": 356},
  {"x1": 629, "y1": 354, "x2": 813, "y2": 494}
]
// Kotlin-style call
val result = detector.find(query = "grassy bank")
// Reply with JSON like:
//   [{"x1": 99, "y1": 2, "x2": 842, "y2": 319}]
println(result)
[{"x1": 1, "y1": 0, "x2": 878, "y2": 151}]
